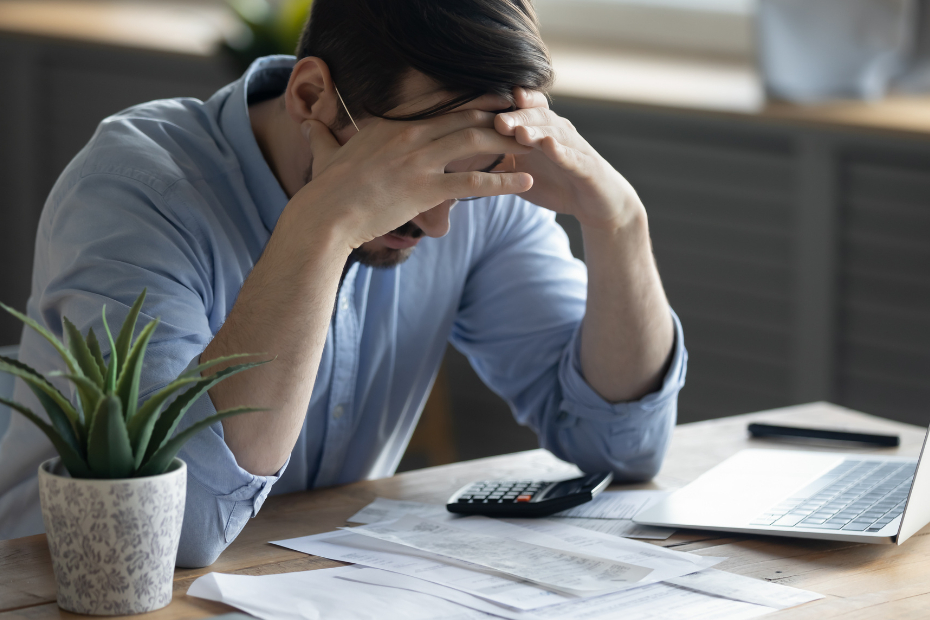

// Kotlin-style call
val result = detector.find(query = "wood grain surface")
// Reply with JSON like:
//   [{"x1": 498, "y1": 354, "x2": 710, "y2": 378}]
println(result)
[{"x1": 1, "y1": 401, "x2": 927, "y2": 619}]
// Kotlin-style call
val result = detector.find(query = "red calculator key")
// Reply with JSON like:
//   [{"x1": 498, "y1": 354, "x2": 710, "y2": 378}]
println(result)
[{"x1": 516, "y1": 495, "x2": 532, "y2": 502}]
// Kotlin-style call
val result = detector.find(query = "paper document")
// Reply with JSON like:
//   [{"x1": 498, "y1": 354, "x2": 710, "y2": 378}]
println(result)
[
  {"x1": 276, "y1": 528, "x2": 582, "y2": 609},
  {"x1": 341, "y1": 567, "x2": 780, "y2": 620},
  {"x1": 347, "y1": 498, "x2": 454, "y2": 524},
  {"x1": 542, "y1": 517, "x2": 673, "y2": 539},
  {"x1": 187, "y1": 566, "x2": 488, "y2": 620},
  {"x1": 348, "y1": 497, "x2": 674, "y2": 539},
  {"x1": 554, "y1": 490, "x2": 668, "y2": 519},
  {"x1": 453, "y1": 516, "x2": 720, "y2": 584},
  {"x1": 274, "y1": 516, "x2": 722, "y2": 610},
  {"x1": 667, "y1": 569, "x2": 823, "y2": 609},
  {"x1": 345, "y1": 515, "x2": 653, "y2": 594}
]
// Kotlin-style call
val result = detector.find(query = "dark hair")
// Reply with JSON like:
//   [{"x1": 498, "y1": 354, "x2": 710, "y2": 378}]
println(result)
[{"x1": 296, "y1": 0, "x2": 554, "y2": 129}]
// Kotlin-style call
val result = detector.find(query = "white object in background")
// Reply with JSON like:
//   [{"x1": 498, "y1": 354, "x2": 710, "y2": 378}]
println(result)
[
  {"x1": 347, "y1": 498, "x2": 455, "y2": 524},
  {"x1": 758, "y1": 0, "x2": 917, "y2": 101},
  {"x1": 666, "y1": 569, "x2": 823, "y2": 609},
  {"x1": 344, "y1": 516, "x2": 653, "y2": 595},
  {"x1": 553, "y1": 490, "x2": 669, "y2": 519},
  {"x1": 340, "y1": 567, "x2": 779, "y2": 620},
  {"x1": 553, "y1": 517, "x2": 674, "y2": 540},
  {"x1": 187, "y1": 566, "x2": 488, "y2": 620}
]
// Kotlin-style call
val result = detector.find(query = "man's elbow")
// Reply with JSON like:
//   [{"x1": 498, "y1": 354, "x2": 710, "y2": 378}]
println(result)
[{"x1": 175, "y1": 538, "x2": 225, "y2": 569}]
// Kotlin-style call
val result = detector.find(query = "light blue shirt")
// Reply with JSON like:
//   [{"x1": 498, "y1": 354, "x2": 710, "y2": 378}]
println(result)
[{"x1": 0, "y1": 56, "x2": 686, "y2": 566}]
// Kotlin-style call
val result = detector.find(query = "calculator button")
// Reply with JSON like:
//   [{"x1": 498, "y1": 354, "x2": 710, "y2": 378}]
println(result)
[{"x1": 516, "y1": 495, "x2": 532, "y2": 502}]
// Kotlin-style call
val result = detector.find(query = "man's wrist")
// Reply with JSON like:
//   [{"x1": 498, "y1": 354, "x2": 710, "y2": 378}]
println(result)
[
  {"x1": 578, "y1": 201, "x2": 649, "y2": 246},
  {"x1": 275, "y1": 188, "x2": 357, "y2": 264}
]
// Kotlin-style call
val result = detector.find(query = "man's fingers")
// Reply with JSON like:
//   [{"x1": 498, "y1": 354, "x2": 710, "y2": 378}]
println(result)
[
  {"x1": 415, "y1": 108, "x2": 497, "y2": 141},
  {"x1": 441, "y1": 170, "x2": 533, "y2": 199},
  {"x1": 303, "y1": 120, "x2": 342, "y2": 173},
  {"x1": 513, "y1": 125, "x2": 575, "y2": 148},
  {"x1": 495, "y1": 107, "x2": 564, "y2": 135},
  {"x1": 426, "y1": 127, "x2": 532, "y2": 166},
  {"x1": 513, "y1": 87, "x2": 549, "y2": 110}
]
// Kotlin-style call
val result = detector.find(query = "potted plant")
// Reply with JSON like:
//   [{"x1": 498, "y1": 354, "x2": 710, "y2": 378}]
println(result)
[{"x1": 0, "y1": 290, "x2": 267, "y2": 615}]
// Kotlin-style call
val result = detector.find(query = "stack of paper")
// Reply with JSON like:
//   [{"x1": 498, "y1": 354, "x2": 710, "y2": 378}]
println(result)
[
  {"x1": 347, "y1": 494, "x2": 676, "y2": 540},
  {"x1": 188, "y1": 506, "x2": 824, "y2": 619}
]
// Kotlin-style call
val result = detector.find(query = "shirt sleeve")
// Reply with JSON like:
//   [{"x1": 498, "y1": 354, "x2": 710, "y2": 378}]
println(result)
[
  {"x1": 451, "y1": 196, "x2": 687, "y2": 482},
  {"x1": 34, "y1": 173, "x2": 284, "y2": 567}
]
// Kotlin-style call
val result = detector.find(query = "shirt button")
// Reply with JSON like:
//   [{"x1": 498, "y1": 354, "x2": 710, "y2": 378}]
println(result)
[
  {"x1": 332, "y1": 404, "x2": 345, "y2": 419},
  {"x1": 340, "y1": 296, "x2": 349, "y2": 311}
]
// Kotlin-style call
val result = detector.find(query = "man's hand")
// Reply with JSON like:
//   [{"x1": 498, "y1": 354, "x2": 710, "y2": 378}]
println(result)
[
  {"x1": 494, "y1": 88, "x2": 643, "y2": 233},
  {"x1": 291, "y1": 96, "x2": 533, "y2": 252}
]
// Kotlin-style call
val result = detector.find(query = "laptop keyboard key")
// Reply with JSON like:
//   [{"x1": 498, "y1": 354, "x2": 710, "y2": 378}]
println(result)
[{"x1": 773, "y1": 515, "x2": 806, "y2": 527}]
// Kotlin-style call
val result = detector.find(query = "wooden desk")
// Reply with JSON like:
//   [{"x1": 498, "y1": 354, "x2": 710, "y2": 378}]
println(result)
[{"x1": 1, "y1": 401, "x2": 928, "y2": 618}]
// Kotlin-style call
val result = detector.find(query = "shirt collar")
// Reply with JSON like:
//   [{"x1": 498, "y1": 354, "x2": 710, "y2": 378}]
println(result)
[{"x1": 220, "y1": 55, "x2": 296, "y2": 234}]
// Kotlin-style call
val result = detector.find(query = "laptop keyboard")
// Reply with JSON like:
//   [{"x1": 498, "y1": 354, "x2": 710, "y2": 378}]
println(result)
[{"x1": 751, "y1": 460, "x2": 916, "y2": 532}]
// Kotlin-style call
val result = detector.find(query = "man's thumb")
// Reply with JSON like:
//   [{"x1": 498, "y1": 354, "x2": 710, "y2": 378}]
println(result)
[{"x1": 302, "y1": 119, "x2": 341, "y2": 171}]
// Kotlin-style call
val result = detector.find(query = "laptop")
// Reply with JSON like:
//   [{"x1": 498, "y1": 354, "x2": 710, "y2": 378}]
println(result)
[{"x1": 633, "y1": 421, "x2": 930, "y2": 544}]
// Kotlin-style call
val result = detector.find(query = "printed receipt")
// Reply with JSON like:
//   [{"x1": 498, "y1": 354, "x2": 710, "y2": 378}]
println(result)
[{"x1": 344, "y1": 515, "x2": 653, "y2": 595}]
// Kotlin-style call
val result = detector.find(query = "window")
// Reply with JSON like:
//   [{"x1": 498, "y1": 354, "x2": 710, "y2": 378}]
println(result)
[{"x1": 534, "y1": 0, "x2": 756, "y2": 59}]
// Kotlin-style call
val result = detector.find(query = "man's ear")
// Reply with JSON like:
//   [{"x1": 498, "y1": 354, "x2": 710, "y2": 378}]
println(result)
[{"x1": 285, "y1": 57, "x2": 340, "y2": 128}]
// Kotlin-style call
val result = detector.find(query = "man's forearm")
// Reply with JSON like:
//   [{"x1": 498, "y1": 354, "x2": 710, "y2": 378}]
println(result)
[
  {"x1": 579, "y1": 206, "x2": 674, "y2": 403},
  {"x1": 205, "y1": 204, "x2": 351, "y2": 476}
]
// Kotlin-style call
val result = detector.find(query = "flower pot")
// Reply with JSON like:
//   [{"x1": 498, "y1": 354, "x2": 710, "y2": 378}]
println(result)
[{"x1": 37, "y1": 457, "x2": 187, "y2": 615}]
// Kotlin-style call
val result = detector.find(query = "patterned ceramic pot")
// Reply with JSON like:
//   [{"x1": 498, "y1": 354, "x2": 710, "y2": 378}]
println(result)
[{"x1": 37, "y1": 457, "x2": 187, "y2": 616}]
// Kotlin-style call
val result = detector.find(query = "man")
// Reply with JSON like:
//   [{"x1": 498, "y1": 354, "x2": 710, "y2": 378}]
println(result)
[{"x1": 0, "y1": 0, "x2": 685, "y2": 567}]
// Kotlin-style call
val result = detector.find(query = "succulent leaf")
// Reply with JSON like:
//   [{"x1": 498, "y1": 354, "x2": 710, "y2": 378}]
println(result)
[
  {"x1": 0, "y1": 396, "x2": 92, "y2": 478},
  {"x1": 113, "y1": 289, "x2": 146, "y2": 378},
  {"x1": 180, "y1": 353, "x2": 258, "y2": 379},
  {"x1": 115, "y1": 319, "x2": 159, "y2": 422},
  {"x1": 62, "y1": 317, "x2": 104, "y2": 390},
  {"x1": 0, "y1": 303, "x2": 83, "y2": 379},
  {"x1": 0, "y1": 357, "x2": 84, "y2": 450},
  {"x1": 87, "y1": 395, "x2": 134, "y2": 479},
  {"x1": 127, "y1": 375, "x2": 201, "y2": 469},
  {"x1": 101, "y1": 306, "x2": 118, "y2": 394},
  {"x1": 85, "y1": 328, "x2": 108, "y2": 379},
  {"x1": 54, "y1": 373, "x2": 105, "y2": 428},
  {"x1": 142, "y1": 359, "x2": 271, "y2": 464},
  {"x1": 136, "y1": 406, "x2": 267, "y2": 477}
]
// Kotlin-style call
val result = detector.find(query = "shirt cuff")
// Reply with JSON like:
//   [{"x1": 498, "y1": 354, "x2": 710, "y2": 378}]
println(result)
[
  {"x1": 167, "y1": 354, "x2": 288, "y2": 528},
  {"x1": 557, "y1": 309, "x2": 687, "y2": 424}
]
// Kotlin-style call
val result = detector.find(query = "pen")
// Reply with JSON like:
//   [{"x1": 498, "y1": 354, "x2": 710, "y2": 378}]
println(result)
[{"x1": 747, "y1": 423, "x2": 900, "y2": 447}]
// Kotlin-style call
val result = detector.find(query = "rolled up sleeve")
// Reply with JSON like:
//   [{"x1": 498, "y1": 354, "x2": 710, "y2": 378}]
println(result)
[
  {"x1": 173, "y1": 355, "x2": 289, "y2": 568},
  {"x1": 550, "y1": 310, "x2": 687, "y2": 481}
]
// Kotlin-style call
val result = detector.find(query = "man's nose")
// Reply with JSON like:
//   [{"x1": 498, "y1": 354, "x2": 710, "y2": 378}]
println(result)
[{"x1": 412, "y1": 200, "x2": 455, "y2": 238}]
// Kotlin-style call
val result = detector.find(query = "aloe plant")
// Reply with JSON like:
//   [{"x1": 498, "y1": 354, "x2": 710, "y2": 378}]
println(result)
[{"x1": 0, "y1": 290, "x2": 268, "y2": 479}]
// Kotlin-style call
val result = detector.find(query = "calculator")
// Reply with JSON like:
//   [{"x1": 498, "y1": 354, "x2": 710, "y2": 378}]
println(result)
[{"x1": 446, "y1": 472, "x2": 613, "y2": 517}]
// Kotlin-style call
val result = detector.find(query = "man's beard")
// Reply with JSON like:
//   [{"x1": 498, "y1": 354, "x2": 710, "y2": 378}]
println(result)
[{"x1": 349, "y1": 221, "x2": 424, "y2": 269}]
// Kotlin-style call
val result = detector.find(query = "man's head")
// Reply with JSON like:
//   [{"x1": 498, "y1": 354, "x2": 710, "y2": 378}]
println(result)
[{"x1": 290, "y1": 0, "x2": 554, "y2": 268}]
